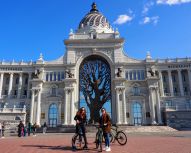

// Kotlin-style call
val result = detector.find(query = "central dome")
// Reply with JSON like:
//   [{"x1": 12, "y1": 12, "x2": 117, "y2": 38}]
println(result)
[{"x1": 77, "y1": 3, "x2": 113, "y2": 34}]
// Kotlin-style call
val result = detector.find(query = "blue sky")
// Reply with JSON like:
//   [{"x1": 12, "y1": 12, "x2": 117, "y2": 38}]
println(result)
[{"x1": 0, "y1": 0, "x2": 191, "y2": 62}]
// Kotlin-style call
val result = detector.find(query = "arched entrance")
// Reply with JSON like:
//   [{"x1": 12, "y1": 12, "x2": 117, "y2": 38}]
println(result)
[
  {"x1": 132, "y1": 102, "x2": 142, "y2": 126},
  {"x1": 49, "y1": 104, "x2": 58, "y2": 127},
  {"x1": 79, "y1": 55, "x2": 111, "y2": 123}
]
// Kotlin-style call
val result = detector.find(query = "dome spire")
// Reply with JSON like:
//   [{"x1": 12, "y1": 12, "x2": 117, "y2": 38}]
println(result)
[{"x1": 90, "y1": 2, "x2": 98, "y2": 12}]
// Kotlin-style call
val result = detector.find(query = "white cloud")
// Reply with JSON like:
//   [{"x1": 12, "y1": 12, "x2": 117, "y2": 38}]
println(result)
[
  {"x1": 141, "y1": 16, "x2": 159, "y2": 25},
  {"x1": 114, "y1": 14, "x2": 133, "y2": 25},
  {"x1": 142, "y1": 1, "x2": 154, "y2": 15},
  {"x1": 143, "y1": 17, "x2": 151, "y2": 24},
  {"x1": 157, "y1": 0, "x2": 191, "y2": 5}
]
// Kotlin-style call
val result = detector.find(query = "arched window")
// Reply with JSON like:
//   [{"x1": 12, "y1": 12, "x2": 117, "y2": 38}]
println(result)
[
  {"x1": 132, "y1": 102, "x2": 142, "y2": 126},
  {"x1": 49, "y1": 104, "x2": 58, "y2": 127}
]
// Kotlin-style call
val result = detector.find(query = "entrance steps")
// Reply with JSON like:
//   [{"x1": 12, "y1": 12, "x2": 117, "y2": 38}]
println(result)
[
  {"x1": 4, "y1": 125, "x2": 178, "y2": 136},
  {"x1": 124, "y1": 126, "x2": 177, "y2": 133},
  {"x1": 41, "y1": 125, "x2": 177, "y2": 133}
]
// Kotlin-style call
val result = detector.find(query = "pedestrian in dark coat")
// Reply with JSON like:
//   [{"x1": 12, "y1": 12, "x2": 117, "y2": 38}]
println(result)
[
  {"x1": 74, "y1": 107, "x2": 88, "y2": 149},
  {"x1": 32, "y1": 123, "x2": 37, "y2": 136},
  {"x1": 18, "y1": 121, "x2": 24, "y2": 137},
  {"x1": 27, "y1": 122, "x2": 32, "y2": 136}
]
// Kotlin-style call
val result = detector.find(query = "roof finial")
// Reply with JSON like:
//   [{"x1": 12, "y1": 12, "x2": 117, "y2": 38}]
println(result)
[{"x1": 90, "y1": 2, "x2": 98, "y2": 12}]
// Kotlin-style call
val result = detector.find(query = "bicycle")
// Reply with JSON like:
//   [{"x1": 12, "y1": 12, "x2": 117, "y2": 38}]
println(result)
[
  {"x1": 72, "y1": 126, "x2": 85, "y2": 150},
  {"x1": 95, "y1": 126, "x2": 103, "y2": 152},
  {"x1": 109, "y1": 125, "x2": 127, "y2": 145}
]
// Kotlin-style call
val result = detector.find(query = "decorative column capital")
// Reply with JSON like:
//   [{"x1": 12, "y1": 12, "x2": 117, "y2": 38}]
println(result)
[
  {"x1": 64, "y1": 87, "x2": 74, "y2": 94},
  {"x1": 115, "y1": 86, "x2": 125, "y2": 92}
]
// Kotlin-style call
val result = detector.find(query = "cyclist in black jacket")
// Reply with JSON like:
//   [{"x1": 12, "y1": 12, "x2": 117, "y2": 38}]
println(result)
[{"x1": 74, "y1": 107, "x2": 88, "y2": 149}]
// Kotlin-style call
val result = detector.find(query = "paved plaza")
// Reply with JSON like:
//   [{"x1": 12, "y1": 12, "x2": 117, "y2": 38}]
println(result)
[{"x1": 0, "y1": 131, "x2": 191, "y2": 153}]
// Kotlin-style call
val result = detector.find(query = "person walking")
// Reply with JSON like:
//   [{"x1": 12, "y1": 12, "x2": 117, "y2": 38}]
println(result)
[
  {"x1": 99, "y1": 108, "x2": 111, "y2": 152},
  {"x1": 74, "y1": 107, "x2": 88, "y2": 149},
  {"x1": 32, "y1": 123, "x2": 37, "y2": 136},
  {"x1": 27, "y1": 122, "x2": 32, "y2": 136},
  {"x1": 1, "y1": 122, "x2": 5, "y2": 138},
  {"x1": 18, "y1": 121, "x2": 24, "y2": 137},
  {"x1": 42, "y1": 122, "x2": 47, "y2": 134}
]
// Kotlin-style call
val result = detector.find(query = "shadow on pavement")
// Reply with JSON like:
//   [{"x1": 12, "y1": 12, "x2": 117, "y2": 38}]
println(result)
[
  {"x1": 22, "y1": 145, "x2": 72, "y2": 151},
  {"x1": 22, "y1": 144, "x2": 99, "y2": 152}
]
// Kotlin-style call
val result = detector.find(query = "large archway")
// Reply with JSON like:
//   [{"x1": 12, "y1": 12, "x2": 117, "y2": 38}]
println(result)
[{"x1": 79, "y1": 55, "x2": 111, "y2": 123}]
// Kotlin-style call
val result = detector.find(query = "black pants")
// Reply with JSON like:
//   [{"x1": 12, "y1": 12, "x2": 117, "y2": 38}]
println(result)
[{"x1": 76, "y1": 125, "x2": 88, "y2": 147}]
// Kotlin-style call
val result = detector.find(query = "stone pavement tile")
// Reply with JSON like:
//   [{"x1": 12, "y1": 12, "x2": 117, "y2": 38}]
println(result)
[{"x1": 0, "y1": 133, "x2": 191, "y2": 153}]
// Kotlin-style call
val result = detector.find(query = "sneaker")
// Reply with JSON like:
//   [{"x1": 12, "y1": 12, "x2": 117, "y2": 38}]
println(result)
[
  {"x1": 103, "y1": 146, "x2": 108, "y2": 151},
  {"x1": 106, "y1": 147, "x2": 111, "y2": 152}
]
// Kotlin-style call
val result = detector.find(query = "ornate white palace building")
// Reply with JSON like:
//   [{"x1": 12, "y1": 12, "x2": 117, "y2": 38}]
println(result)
[{"x1": 0, "y1": 3, "x2": 191, "y2": 128}]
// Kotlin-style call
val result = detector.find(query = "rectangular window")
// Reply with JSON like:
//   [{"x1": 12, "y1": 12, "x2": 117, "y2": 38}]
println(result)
[
  {"x1": 46, "y1": 73, "x2": 49, "y2": 81},
  {"x1": 16, "y1": 78, "x2": 19, "y2": 85},
  {"x1": 172, "y1": 75, "x2": 176, "y2": 82},
  {"x1": 14, "y1": 90, "x2": 17, "y2": 95},
  {"x1": 174, "y1": 88, "x2": 177, "y2": 93},
  {"x1": 50, "y1": 73, "x2": 53, "y2": 81},
  {"x1": 57, "y1": 72, "x2": 61, "y2": 81},
  {"x1": 54, "y1": 72, "x2": 57, "y2": 81},
  {"x1": 6, "y1": 78, "x2": 9, "y2": 84},
  {"x1": 126, "y1": 71, "x2": 128, "y2": 80},
  {"x1": 61, "y1": 72, "x2": 65, "y2": 80},
  {"x1": 137, "y1": 71, "x2": 141, "y2": 80},
  {"x1": 133, "y1": 71, "x2": 136, "y2": 80},
  {"x1": 163, "y1": 76, "x2": 166, "y2": 82},
  {"x1": 129, "y1": 71, "x2": 133, "y2": 80},
  {"x1": 4, "y1": 90, "x2": 8, "y2": 95},
  {"x1": 141, "y1": 70, "x2": 145, "y2": 80},
  {"x1": 24, "y1": 90, "x2": 27, "y2": 96},
  {"x1": 25, "y1": 78, "x2": 28, "y2": 85},
  {"x1": 182, "y1": 74, "x2": 186, "y2": 82}
]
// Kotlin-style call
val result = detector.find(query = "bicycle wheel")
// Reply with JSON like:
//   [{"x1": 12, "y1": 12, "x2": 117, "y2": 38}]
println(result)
[
  {"x1": 72, "y1": 133, "x2": 85, "y2": 149},
  {"x1": 116, "y1": 131, "x2": 127, "y2": 145}
]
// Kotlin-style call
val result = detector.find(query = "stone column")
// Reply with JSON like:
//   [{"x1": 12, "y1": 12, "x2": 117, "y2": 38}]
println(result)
[
  {"x1": 122, "y1": 88, "x2": 127, "y2": 124},
  {"x1": 8, "y1": 73, "x2": 13, "y2": 98},
  {"x1": 158, "y1": 71, "x2": 164, "y2": 97},
  {"x1": 187, "y1": 69, "x2": 191, "y2": 95},
  {"x1": 70, "y1": 88, "x2": 75, "y2": 125},
  {"x1": 17, "y1": 73, "x2": 23, "y2": 99},
  {"x1": 36, "y1": 89, "x2": 42, "y2": 126},
  {"x1": 178, "y1": 69, "x2": 184, "y2": 96},
  {"x1": 149, "y1": 87, "x2": 156, "y2": 124},
  {"x1": 156, "y1": 87, "x2": 162, "y2": 124},
  {"x1": 30, "y1": 89, "x2": 35, "y2": 124},
  {"x1": 63, "y1": 89, "x2": 68, "y2": 125},
  {"x1": 115, "y1": 88, "x2": 121, "y2": 124},
  {"x1": 168, "y1": 70, "x2": 174, "y2": 96},
  {"x1": 0, "y1": 73, "x2": 4, "y2": 98},
  {"x1": 27, "y1": 73, "x2": 32, "y2": 99}
]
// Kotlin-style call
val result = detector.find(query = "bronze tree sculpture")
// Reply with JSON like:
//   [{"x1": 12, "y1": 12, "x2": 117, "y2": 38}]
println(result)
[{"x1": 79, "y1": 57, "x2": 111, "y2": 123}]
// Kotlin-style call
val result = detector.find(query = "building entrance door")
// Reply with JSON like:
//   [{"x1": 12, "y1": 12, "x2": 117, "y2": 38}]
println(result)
[
  {"x1": 132, "y1": 102, "x2": 142, "y2": 126},
  {"x1": 49, "y1": 104, "x2": 58, "y2": 127}
]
